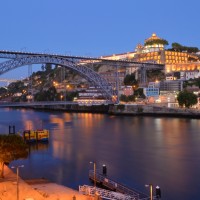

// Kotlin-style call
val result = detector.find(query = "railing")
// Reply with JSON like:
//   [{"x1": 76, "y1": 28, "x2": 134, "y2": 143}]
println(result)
[
  {"x1": 79, "y1": 185, "x2": 137, "y2": 200},
  {"x1": 89, "y1": 170, "x2": 148, "y2": 199}
]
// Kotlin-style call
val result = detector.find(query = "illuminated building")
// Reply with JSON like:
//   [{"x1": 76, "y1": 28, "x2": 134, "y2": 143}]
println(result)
[
  {"x1": 123, "y1": 86, "x2": 133, "y2": 96},
  {"x1": 159, "y1": 80, "x2": 183, "y2": 92},
  {"x1": 74, "y1": 87, "x2": 108, "y2": 105},
  {"x1": 144, "y1": 81, "x2": 160, "y2": 98},
  {"x1": 144, "y1": 88, "x2": 159, "y2": 98},
  {"x1": 100, "y1": 33, "x2": 200, "y2": 75},
  {"x1": 100, "y1": 52, "x2": 135, "y2": 60}
]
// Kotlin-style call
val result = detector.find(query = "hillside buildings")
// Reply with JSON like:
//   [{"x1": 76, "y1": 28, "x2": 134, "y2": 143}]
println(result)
[
  {"x1": 97, "y1": 33, "x2": 200, "y2": 106},
  {"x1": 101, "y1": 33, "x2": 200, "y2": 77}
]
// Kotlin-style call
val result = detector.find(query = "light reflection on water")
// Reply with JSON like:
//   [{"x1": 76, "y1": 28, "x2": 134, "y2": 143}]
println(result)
[{"x1": 1, "y1": 108, "x2": 200, "y2": 200}]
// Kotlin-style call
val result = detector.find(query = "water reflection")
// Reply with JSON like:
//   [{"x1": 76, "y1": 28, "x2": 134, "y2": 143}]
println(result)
[
  {"x1": 1, "y1": 108, "x2": 200, "y2": 200},
  {"x1": 28, "y1": 142, "x2": 49, "y2": 152}
]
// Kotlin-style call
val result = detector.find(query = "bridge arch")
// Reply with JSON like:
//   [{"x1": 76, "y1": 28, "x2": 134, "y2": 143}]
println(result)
[{"x1": 0, "y1": 55, "x2": 116, "y2": 102}]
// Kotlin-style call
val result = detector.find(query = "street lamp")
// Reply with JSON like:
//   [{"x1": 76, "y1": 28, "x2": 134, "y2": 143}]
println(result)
[
  {"x1": 145, "y1": 184, "x2": 153, "y2": 200},
  {"x1": 11, "y1": 165, "x2": 24, "y2": 200},
  {"x1": 90, "y1": 161, "x2": 96, "y2": 189}
]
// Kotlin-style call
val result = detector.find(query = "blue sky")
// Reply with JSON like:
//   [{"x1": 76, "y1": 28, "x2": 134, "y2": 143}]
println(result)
[{"x1": 0, "y1": 0, "x2": 200, "y2": 81}]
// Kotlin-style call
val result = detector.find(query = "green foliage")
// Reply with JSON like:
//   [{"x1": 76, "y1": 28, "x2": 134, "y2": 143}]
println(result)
[
  {"x1": 120, "y1": 94, "x2": 135, "y2": 102},
  {"x1": 65, "y1": 91, "x2": 78, "y2": 101},
  {"x1": 0, "y1": 87, "x2": 7, "y2": 94},
  {"x1": 174, "y1": 72, "x2": 180, "y2": 79},
  {"x1": 120, "y1": 94, "x2": 128, "y2": 102},
  {"x1": 44, "y1": 63, "x2": 52, "y2": 72},
  {"x1": 134, "y1": 88, "x2": 145, "y2": 98},
  {"x1": 0, "y1": 134, "x2": 28, "y2": 178},
  {"x1": 147, "y1": 69, "x2": 165, "y2": 82},
  {"x1": 177, "y1": 90, "x2": 198, "y2": 108},
  {"x1": 183, "y1": 78, "x2": 200, "y2": 89},
  {"x1": 34, "y1": 86, "x2": 58, "y2": 101},
  {"x1": 171, "y1": 42, "x2": 199, "y2": 53},
  {"x1": 7, "y1": 81, "x2": 26, "y2": 94},
  {"x1": 145, "y1": 39, "x2": 168, "y2": 46},
  {"x1": 124, "y1": 73, "x2": 138, "y2": 86}
]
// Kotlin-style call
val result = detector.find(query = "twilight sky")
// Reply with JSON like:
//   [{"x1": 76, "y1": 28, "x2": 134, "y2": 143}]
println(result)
[{"x1": 0, "y1": 0, "x2": 200, "y2": 81}]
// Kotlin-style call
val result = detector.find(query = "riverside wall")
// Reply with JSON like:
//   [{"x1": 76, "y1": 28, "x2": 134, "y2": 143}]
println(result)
[
  {"x1": 14, "y1": 103, "x2": 200, "y2": 119},
  {"x1": 108, "y1": 104, "x2": 200, "y2": 118}
]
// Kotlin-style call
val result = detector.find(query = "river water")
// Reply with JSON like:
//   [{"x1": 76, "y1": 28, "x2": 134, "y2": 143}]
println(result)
[{"x1": 1, "y1": 107, "x2": 200, "y2": 200}]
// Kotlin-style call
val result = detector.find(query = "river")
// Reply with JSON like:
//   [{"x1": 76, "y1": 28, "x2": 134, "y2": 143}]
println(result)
[{"x1": 1, "y1": 107, "x2": 200, "y2": 200}]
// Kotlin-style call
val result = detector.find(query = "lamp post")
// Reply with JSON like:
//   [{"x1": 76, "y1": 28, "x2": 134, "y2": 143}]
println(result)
[
  {"x1": 145, "y1": 184, "x2": 153, "y2": 200},
  {"x1": 90, "y1": 161, "x2": 96, "y2": 189},
  {"x1": 11, "y1": 165, "x2": 24, "y2": 200}
]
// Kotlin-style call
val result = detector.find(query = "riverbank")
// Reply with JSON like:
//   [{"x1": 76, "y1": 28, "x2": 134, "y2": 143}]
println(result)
[
  {"x1": 108, "y1": 104, "x2": 200, "y2": 118},
  {"x1": 6, "y1": 103, "x2": 200, "y2": 118},
  {"x1": 0, "y1": 165, "x2": 92, "y2": 200},
  {"x1": 28, "y1": 103, "x2": 200, "y2": 119}
]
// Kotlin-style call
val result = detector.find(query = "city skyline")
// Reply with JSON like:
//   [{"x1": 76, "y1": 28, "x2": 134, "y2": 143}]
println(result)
[{"x1": 0, "y1": 0, "x2": 200, "y2": 81}]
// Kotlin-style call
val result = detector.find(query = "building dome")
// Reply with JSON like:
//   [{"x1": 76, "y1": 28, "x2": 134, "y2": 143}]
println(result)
[
  {"x1": 144, "y1": 33, "x2": 168, "y2": 47},
  {"x1": 145, "y1": 33, "x2": 161, "y2": 43}
]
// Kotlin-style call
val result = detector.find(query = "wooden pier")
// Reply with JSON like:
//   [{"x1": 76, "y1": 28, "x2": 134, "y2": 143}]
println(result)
[{"x1": 89, "y1": 170, "x2": 149, "y2": 200}]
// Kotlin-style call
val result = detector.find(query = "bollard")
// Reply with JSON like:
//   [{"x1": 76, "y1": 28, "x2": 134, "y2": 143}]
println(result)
[
  {"x1": 156, "y1": 186, "x2": 161, "y2": 199},
  {"x1": 9, "y1": 125, "x2": 15, "y2": 134},
  {"x1": 102, "y1": 164, "x2": 107, "y2": 176}
]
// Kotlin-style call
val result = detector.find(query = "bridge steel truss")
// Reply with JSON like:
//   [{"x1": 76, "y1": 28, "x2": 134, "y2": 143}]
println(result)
[
  {"x1": 0, "y1": 54, "x2": 117, "y2": 103},
  {"x1": 0, "y1": 51, "x2": 164, "y2": 103}
]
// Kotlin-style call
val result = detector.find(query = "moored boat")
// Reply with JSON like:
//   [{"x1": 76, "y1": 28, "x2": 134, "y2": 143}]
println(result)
[
  {"x1": 23, "y1": 129, "x2": 49, "y2": 142},
  {"x1": 36, "y1": 129, "x2": 49, "y2": 142}
]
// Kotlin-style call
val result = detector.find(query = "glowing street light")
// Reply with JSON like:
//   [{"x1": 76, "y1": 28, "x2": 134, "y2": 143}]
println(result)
[
  {"x1": 11, "y1": 165, "x2": 24, "y2": 200},
  {"x1": 60, "y1": 94, "x2": 63, "y2": 101},
  {"x1": 90, "y1": 161, "x2": 96, "y2": 189},
  {"x1": 145, "y1": 184, "x2": 153, "y2": 200}
]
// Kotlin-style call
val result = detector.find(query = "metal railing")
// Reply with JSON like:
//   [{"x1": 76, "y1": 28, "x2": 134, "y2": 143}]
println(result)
[
  {"x1": 89, "y1": 170, "x2": 148, "y2": 199},
  {"x1": 79, "y1": 185, "x2": 137, "y2": 200}
]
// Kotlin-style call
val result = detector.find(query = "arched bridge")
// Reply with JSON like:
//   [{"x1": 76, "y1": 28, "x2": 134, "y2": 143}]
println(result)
[{"x1": 0, "y1": 50, "x2": 164, "y2": 103}]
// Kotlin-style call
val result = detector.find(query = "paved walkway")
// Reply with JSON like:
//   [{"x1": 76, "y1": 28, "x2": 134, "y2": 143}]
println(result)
[{"x1": 0, "y1": 165, "x2": 93, "y2": 200}]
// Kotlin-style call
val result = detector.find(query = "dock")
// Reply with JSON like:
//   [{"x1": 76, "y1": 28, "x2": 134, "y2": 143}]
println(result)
[{"x1": 88, "y1": 170, "x2": 149, "y2": 200}]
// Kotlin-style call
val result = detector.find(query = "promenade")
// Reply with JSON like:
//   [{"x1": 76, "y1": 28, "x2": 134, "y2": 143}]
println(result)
[{"x1": 0, "y1": 166, "x2": 93, "y2": 200}]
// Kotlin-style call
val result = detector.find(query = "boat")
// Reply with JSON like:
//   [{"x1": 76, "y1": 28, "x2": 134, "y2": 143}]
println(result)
[
  {"x1": 36, "y1": 129, "x2": 49, "y2": 142},
  {"x1": 23, "y1": 129, "x2": 49, "y2": 142}
]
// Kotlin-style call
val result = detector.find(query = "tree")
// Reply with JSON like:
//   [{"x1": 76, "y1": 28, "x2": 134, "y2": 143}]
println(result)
[
  {"x1": 134, "y1": 88, "x2": 145, "y2": 98},
  {"x1": 120, "y1": 94, "x2": 128, "y2": 102},
  {"x1": 171, "y1": 42, "x2": 199, "y2": 53},
  {"x1": 45, "y1": 63, "x2": 52, "y2": 72},
  {"x1": 145, "y1": 39, "x2": 168, "y2": 46},
  {"x1": 177, "y1": 90, "x2": 198, "y2": 108},
  {"x1": 124, "y1": 73, "x2": 138, "y2": 86},
  {"x1": 0, "y1": 134, "x2": 28, "y2": 178}
]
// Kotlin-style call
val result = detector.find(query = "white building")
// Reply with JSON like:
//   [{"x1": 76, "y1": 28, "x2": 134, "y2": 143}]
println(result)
[{"x1": 143, "y1": 88, "x2": 159, "y2": 97}]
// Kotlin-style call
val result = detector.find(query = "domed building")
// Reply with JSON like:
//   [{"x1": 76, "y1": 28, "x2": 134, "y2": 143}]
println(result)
[
  {"x1": 133, "y1": 33, "x2": 198, "y2": 66},
  {"x1": 143, "y1": 33, "x2": 168, "y2": 53},
  {"x1": 101, "y1": 33, "x2": 200, "y2": 75}
]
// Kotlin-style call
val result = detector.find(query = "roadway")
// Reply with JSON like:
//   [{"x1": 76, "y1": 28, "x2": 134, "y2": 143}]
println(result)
[{"x1": 0, "y1": 101, "x2": 78, "y2": 107}]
